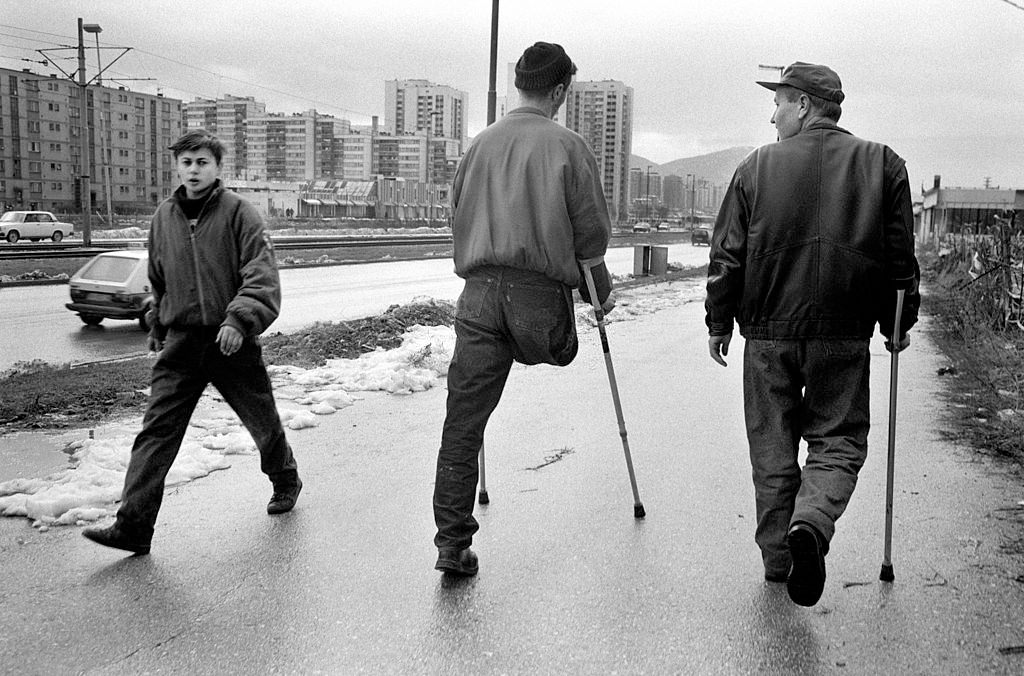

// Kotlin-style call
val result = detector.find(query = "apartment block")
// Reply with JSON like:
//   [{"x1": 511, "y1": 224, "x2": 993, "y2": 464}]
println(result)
[
  {"x1": 384, "y1": 79, "x2": 467, "y2": 151},
  {"x1": 563, "y1": 80, "x2": 633, "y2": 223},
  {"x1": 244, "y1": 110, "x2": 350, "y2": 182},
  {"x1": 184, "y1": 95, "x2": 266, "y2": 180},
  {"x1": 0, "y1": 66, "x2": 183, "y2": 214}
]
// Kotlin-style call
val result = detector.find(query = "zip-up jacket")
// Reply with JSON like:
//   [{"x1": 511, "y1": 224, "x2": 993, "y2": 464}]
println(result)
[
  {"x1": 705, "y1": 121, "x2": 919, "y2": 340},
  {"x1": 451, "y1": 107, "x2": 611, "y2": 291},
  {"x1": 147, "y1": 180, "x2": 281, "y2": 340}
]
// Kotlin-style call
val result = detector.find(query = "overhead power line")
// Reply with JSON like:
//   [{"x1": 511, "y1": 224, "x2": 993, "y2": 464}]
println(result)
[
  {"x1": 998, "y1": 0, "x2": 1024, "y2": 11},
  {"x1": 1, "y1": 21, "x2": 378, "y2": 120}
]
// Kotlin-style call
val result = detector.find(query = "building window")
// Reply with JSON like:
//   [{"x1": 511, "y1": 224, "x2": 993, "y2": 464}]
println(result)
[
  {"x1": 29, "y1": 182, "x2": 42, "y2": 193},
  {"x1": 48, "y1": 122, "x2": 62, "y2": 132},
  {"x1": 50, "y1": 163, "x2": 62, "y2": 171},
  {"x1": 49, "y1": 143, "x2": 62, "y2": 152},
  {"x1": 48, "y1": 102, "x2": 60, "y2": 112},
  {"x1": 27, "y1": 121, "x2": 40, "y2": 133},
  {"x1": 28, "y1": 100, "x2": 39, "y2": 112},
  {"x1": 29, "y1": 161, "x2": 41, "y2": 173},
  {"x1": 51, "y1": 182, "x2": 63, "y2": 191},
  {"x1": 29, "y1": 141, "x2": 41, "y2": 152}
]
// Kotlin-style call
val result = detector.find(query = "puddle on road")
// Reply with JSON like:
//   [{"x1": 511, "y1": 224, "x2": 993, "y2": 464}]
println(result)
[{"x1": 0, "y1": 430, "x2": 80, "y2": 483}]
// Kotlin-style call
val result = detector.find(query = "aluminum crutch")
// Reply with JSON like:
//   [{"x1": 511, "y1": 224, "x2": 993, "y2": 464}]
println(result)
[{"x1": 580, "y1": 257, "x2": 646, "y2": 518}]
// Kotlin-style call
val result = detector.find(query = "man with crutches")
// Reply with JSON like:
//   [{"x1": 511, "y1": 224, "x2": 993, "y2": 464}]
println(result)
[
  {"x1": 432, "y1": 42, "x2": 614, "y2": 577},
  {"x1": 705, "y1": 62, "x2": 920, "y2": 606}
]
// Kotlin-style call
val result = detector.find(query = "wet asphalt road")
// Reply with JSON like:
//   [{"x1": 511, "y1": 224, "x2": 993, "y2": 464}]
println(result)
[{"x1": 1, "y1": 286, "x2": 1023, "y2": 674}]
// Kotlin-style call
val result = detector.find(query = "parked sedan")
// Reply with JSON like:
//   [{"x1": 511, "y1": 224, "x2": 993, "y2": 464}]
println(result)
[
  {"x1": 691, "y1": 226, "x2": 712, "y2": 246},
  {"x1": 0, "y1": 211, "x2": 74, "y2": 243}
]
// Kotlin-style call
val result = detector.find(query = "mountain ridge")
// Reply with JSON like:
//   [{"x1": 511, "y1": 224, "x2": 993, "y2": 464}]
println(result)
[{"x1": 631, "y1": 147, "x2": 753, "y2": 186}]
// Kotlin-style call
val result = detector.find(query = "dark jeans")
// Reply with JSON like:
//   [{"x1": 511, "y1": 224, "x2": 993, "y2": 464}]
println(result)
[
  {"x1": 115, "y1": 328, "x2": 298, "y2": 538},
  {"x1": 433, "y1": 266, "x2": 577, "y2": 550},
  {"x1": 742, "y1": 338, "x2": 870, "y2": 576}
]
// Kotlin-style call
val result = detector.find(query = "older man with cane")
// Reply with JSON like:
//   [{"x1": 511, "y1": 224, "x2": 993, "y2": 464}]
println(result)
[{"x1": 705, "y1": 62, "x2": 920, "y2": 606}]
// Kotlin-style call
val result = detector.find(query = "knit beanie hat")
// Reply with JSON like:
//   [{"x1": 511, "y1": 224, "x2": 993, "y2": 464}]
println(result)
[{"x1": 514, "y1": 42, "x2": 576, "y2": 91}]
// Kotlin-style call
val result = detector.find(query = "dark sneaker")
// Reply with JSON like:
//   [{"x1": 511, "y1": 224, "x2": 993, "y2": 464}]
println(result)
[
  {"x1": 82, "y1": 524, "x2": 151, "y2": 555},
  {"x1": 787, "y1": 523, "x2": 826, "y2": 606},
  {"x1": 435, "y1": 547, "x2": 479, "y2": 576},
  {"x1": 268, "y1": 478, "x2": 303, "y2": 515}
]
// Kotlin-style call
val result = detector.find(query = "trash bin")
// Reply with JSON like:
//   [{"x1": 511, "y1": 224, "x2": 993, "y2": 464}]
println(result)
[{"x1": 633, "y1": 244, "x2": 669, "y2": 276}]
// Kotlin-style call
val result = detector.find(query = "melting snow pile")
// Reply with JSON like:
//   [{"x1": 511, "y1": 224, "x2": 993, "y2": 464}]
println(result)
[{"x1": 0, "y1": 325, "x2": 455, "y2": 529}]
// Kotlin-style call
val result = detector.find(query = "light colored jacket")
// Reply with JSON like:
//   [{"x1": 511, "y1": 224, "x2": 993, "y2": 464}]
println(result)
[{"x1": 451, "y1": 107, "x2": 611, "y2": 288}]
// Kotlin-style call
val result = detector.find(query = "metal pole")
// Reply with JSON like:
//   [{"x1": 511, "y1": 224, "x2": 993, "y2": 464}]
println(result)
[
  {"x1": 92, "y1": 31, "x2": 114, "y2": 228},
  {"x1": 77, "y1": 18, "x2": 92, "y2": 246},
  {"x1": 880, "y1": 289, "x2": 906, "y2": 582},
  {"x1": 486, "y1": 0, "x2": 499, "y2": 126}
]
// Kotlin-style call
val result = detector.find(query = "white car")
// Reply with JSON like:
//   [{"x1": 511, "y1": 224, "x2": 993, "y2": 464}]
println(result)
[
  {"x1": 0, "y1": 211, "x2": 74, "y2": 243},
  {"x1": 65, "y1": 250, "x2": 153, "y2": 330}
]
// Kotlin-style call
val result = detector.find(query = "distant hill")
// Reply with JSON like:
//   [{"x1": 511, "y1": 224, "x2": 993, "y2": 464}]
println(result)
[{"x1": 630, "y1": 147, "x2": 754, "y2": 186}]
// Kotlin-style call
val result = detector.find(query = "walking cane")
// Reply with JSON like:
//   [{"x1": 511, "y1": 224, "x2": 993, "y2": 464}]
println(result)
[
  {"x1": 880, "y1": 288, "x2": 906, "y2": 582},
  {"x1": 580, "y1": 257, "x2": 646, "y2": 519},
  {"x1": 478, "y1": 442, "x2": 489, "y2": 504}
]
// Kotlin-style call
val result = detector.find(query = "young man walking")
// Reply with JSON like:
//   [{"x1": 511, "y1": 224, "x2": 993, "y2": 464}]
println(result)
[
  {"x1": 84, "y1": 130, "x2": 301, "y2": 555},
  {"x1": 433, "y1": 42, "x2": 614, "y2": 576},
  {"x1": 705, "y1": 62, "x2": 920, "y2": 605}
]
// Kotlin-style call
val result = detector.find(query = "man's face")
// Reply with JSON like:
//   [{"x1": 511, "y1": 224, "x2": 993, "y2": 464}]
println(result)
[
  {"x1": 176, "y1": 148, "x2": 220, "y2": 199},
  {"x1": 770, "y1": 89, "x2": 803, "y2": 141}
]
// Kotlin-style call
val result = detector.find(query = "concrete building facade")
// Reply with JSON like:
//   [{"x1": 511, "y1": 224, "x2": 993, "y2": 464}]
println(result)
[
  {"x1": 0, "y1": 66, "x2": 183, "y2": 214},
  {"x1": 184, "y1": 95, "x2": 266, "y2": 180},
  {"x1": 563, "y1": 79, "x2": 633, "y2": 224},
  {"x1": 385, "y1": 79, "x2": 467, "y2": 152}
]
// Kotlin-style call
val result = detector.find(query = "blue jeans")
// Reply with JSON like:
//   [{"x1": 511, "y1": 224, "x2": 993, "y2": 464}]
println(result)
[
  {"x1": 742, "y1": 338, "x2": 870, "y2": 576},
  {"x1": 433, "y1": 266, "x2": 577, "y2": 550},
  {"x1": 115, "y1": 328, "x2": 298, "y2": 538}
]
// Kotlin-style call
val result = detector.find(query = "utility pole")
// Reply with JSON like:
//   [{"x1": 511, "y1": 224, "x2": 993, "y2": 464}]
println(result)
[
  {"x1": 487, "y1": 0, "x2": 499, "y2": 127},
  {"x1": 87, "y1": 24, "x2": 113, "y2": 228},
  {"x1": 76, "y1": 19, "x2": 93, "y2": 246}
]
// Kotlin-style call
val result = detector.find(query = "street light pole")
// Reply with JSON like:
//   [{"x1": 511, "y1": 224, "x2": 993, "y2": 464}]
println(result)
[
  {"x1": 85, "y1": 24, "x2": 112, "y2": 228},
  {"x1": 76, "y1": 19, "x2": 93, "y2": 246}
]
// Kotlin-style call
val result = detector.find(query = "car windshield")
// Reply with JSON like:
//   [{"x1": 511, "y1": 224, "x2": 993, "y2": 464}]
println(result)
[
  {"x1": 79, "y1": 256, "x2": 139, "y2": 283},
  {"x1": 0, "y1": 212, "x2": 18, "y2": 222}
]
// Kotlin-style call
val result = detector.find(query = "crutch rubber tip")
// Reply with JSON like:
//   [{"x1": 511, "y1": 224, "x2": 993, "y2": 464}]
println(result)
[
  {"x1": 879, "y1": 564, "x2": 895, "y2": 582},
  {"x1": 634, "y1": 503, "x2": 646, "y2": 519},
  {"x1": 478, "y1": 490, "x2": 489, "y2": 505}
]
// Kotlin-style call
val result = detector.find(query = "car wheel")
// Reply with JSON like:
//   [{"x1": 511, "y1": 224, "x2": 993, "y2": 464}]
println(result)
[
  {"x1": 6, "y1": 231, "x2": 19, "y2": 243},
  {"x1": 80, "y1": 314, "x2": 103, "y2": 326},
  {"x1": 52, "y1": 231, "x2": 64, "y2": 243}
]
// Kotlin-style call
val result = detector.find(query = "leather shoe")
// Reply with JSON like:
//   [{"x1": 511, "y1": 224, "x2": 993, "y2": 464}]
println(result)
[
  {"x1": 435, "y1": 547, "x2": 478, "y2": 576},
  {"x1": 267, "y1": 478, "x2": 302, "y2": 514},
  {"x1": 82, "y1": 524, "x2": 151, "y2": 555},
  {"x1": 787, "y1": 523, "x2": 826, "y2": 606}
]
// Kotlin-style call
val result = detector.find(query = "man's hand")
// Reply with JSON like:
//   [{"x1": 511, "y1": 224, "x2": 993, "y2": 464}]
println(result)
[
  {"x1": 600, "y1": 292, "x2": 616, "y2": 315},
  {"x1": 146, "y1": 335, "x2": 164, "y2": 353},
  {"x1": 709, "y1": 333, "x2": 732, "y2": 367},
  {"x1": 884, "y1": 333, "x2": 911, "y2": 353},
  {"x1": 217, "y1": 325, "x2": 244, "y2": 356}
]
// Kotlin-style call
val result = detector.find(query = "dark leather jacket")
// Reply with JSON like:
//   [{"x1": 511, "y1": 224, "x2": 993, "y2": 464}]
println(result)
[{"x1": 705, "y1": 121, "x2": 919, "y2": 340}]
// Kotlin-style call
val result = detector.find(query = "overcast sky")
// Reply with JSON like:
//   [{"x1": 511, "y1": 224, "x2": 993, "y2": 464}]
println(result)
[{"x1": 4, "y1": 0, "x2": 1023, "y2": 190}]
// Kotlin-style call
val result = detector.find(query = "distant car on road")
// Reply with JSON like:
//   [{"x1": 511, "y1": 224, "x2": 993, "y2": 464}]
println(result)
[
  {"x1": 691, "y1": 225, "x2": 712, "y2": 246},
  {"x1": 656, "y1": 222, "x2": 673, "y2": 232},
  {"x1": 0, "y1": 211, "x2": 75, "y2": 243},
  {"x1": 65, "y1": 250, "x2": 153, "y2": 330},
  {"x1": 632, "y1": 222, "x2": 652, "y2": 233}
]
